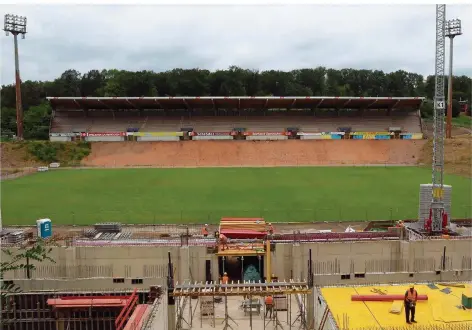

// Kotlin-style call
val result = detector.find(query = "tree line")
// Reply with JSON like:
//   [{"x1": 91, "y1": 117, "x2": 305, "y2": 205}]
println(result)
[{"x1": 1, "y1": 66, "x2": 470, "y2": 140}]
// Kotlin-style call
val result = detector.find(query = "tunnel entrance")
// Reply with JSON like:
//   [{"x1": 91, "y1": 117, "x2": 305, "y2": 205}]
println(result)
[{"x1": 218, "y1": 255, "x2": 264, "y2": 283}]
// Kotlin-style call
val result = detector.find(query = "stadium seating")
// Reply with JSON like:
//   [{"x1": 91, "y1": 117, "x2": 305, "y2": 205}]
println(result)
[{"x1": 50, "y1": 110, "x2": 422, "y2": 135}]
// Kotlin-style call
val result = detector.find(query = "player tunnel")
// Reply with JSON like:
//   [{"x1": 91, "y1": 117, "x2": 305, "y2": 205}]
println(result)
[{"x1": 218, "y1": 255, "x2": 264, "y2": 283}]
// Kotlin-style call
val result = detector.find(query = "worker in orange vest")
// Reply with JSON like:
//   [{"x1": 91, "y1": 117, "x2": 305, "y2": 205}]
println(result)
[
  {"x1": 265, "y1": 295, "x2": 274, "y2": 319},
  {"x1": 201, "y1": 224, "x2": 209, "y2": 237},
  {"x1": 404, "y1": 285, "x2": 418, "y2": 324},
  {"x1": 222, "y1": 272, "x2": 229, "y2": 284},
  {"x1": 219, "y1": 233, "x2": 229, "y2": 251},
  {"x1": 396, "y1": 220, "x2": 405, "y2": 228}
]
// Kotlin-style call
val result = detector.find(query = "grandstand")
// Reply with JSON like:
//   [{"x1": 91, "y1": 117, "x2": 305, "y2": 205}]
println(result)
[{"x1": 47, "y1": 96, "x2": 424, "y2": 142}]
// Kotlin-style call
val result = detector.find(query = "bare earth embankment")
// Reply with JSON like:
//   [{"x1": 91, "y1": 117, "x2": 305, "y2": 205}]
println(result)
[
  {"x1": 82, "y1": 140, "x2": 426, "y2": 167},
  {"x1": 418, "y1": 134, "x2": 472, "y2": 177}
]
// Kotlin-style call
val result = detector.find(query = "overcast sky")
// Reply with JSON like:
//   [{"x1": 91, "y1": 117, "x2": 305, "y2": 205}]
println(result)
[{"x1": 0, "y1": 4, "x2": 471, "y2": 85}]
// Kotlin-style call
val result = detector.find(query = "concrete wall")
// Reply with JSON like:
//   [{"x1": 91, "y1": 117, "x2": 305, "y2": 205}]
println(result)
[
  {"x1": 3, "y1": 245, "x2": 210, "y2": 284},
  {"x1": 142, "y1": 293, "x2": 168, "y2": 330},
  {"x1": 272, "y1": 239, "x2": 472, "y2": 282},
  {"x1": 2, "y1": 238, "x2": 471, "y2": 291}
]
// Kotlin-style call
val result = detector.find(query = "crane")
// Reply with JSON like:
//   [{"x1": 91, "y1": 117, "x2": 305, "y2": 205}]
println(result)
[{"x1": 425, "y1": 4, "x2": 448, "y2": 234}]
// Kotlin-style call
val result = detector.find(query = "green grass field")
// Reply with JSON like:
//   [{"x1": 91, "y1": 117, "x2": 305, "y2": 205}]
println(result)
[
  {"x1": 452, "y1": 114, "x2": 472, "y2": 129},
  {"x1": 2, "y1": 167, "x2": 471, "y2": 225}
]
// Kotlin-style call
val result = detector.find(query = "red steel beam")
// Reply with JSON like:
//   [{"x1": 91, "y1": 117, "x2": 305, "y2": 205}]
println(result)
[
  {"x1": 115, "y1": 288, "x2": 138, "y2": 330},
  {"x1": 351, "y1": 294, "x2": 428, "y2": 302}
]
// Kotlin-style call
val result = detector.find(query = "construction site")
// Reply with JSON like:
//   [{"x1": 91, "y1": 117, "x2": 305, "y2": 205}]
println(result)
[{"x1": 1, "y1": 216, "x2": 472, "y2": 330}]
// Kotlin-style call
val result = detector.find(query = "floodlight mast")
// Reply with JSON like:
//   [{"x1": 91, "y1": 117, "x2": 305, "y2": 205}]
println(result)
[
  {"x1": 430, "y1": 5, "x2": 447, "y2": 233},
  {"x1": 3, "y1": 14, "x2": 27, "y2": 140},
  {"x1": 445, "y1": 18, "x2": 462, "y2": 139}
]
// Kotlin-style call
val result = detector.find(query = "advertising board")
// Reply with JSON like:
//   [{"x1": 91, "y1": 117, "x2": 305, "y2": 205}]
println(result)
[
  {"x1": 133, "y1": 132, "x2": 183, "y2": 137},
  {"x1": 82, "y1": 132, "x2": 126, "y2": 137}
]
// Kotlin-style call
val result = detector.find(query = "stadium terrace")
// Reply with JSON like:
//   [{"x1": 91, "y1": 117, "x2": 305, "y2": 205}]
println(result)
[{"x1": 47, "y1": 96, "x2": 425, "y2": 142}]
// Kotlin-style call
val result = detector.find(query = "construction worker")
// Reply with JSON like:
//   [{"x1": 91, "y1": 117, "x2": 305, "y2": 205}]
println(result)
[
  {"x1": 265, "y1": 295, "x2": 274, "y2": 319},
  {"x1": 201, "y1": 224, "x2": 209, "y2": 237},
  {"x1": 222, "y1": 272, "x2": 229, "y2": 284},
  {"x1": 404, "y1": 285, "x2": 418, "y2": 324},
  {"x1": 219, "y1": 233, "x2": 229, "y2": 251}
]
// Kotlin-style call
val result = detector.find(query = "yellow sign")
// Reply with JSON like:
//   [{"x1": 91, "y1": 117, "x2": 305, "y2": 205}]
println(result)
[
  {"x1": 411, "y1": 133, "x2": 424, "y2": 140},
  {"x1": 134, "y1": 132, "x2": 183, "y2": 137}
]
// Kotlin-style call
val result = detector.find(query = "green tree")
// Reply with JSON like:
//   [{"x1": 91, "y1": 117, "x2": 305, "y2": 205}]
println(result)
[
  {"x1": 1, "y1": 239, "x2": 56, "y2": 299},
  {"x1": 420, "y1": 100, "x2": 433, "y2": 118},
  {"x1": 1, "y1": 66, "x2": 471, "y2": 140},
  {"x1": 23, "y1": 103, "x2": 52, "y2": 140},
  {"x1": 0, "y1": 107, "x2": 17, "y2": 137},
  {"x1": 451, "y1": 99, "x2": 461, "y2": 118}
]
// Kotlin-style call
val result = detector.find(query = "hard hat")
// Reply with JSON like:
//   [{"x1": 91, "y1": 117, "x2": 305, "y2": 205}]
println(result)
[
  {"x1": 410, "y1": 284, "x2": 414, "y2": 289},
  {"x1": 205, "y1": 224, "x2": 208, "y2": 226},
  {"x1": 224, "y1": 272, "x2": 227, "y2": 275},
  {"x1": 268, "y1": 223, "x2": 272, "y2": 225}
]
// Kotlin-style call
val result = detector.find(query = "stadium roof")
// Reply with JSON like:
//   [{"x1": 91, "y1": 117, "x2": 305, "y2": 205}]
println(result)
[{"x1": 47, "y1": 96, "x2": 424, "y2": 110}]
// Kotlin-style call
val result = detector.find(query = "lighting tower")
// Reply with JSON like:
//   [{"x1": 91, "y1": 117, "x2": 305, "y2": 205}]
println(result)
[
  {"x1": 445, "y1": 18, "x2": 462, "y2": 139},
  {"x1": 428, "y1": 4, "x2": 447, "y2": 233},
  {"x1": 3, "y1": 14, "x2": 27, "y2": 140}
]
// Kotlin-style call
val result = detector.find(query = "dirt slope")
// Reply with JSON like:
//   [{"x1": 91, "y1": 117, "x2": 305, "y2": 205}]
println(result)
[
  {"x1": 418, "y1": 134, "x2": 472, "y2": 176},
  {"x1": 82, "y1": 140, "x2": 426, "y2": 167},
  {"x1": 0, "y1": 143, "x2": 44, "y2": 168}
]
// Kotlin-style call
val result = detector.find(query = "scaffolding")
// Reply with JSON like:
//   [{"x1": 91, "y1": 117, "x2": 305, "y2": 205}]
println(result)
[{"x1": 171, "y1": 279, "x2": 312, "y2": 330}]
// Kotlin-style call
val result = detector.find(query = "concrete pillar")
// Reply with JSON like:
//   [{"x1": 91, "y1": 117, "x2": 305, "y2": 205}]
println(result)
[
  {"x1": 179, "y1": 247, "x2": 190, "y2": 282},
  {"x1": 167, "y1": 300, "x2": 176, "y2": 330},
  {"x1": 211, "y1": 255, "x2": 219, "y2": 282},
  {"x1": 292, "y1": 244, "x2": 303, "y2": 280},
  {"x1": 307, "y1": 290, "x2": 315, "y2": 329}
]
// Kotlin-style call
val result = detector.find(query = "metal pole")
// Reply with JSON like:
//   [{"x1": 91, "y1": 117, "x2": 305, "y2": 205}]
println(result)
[
  {"x1": 446, "y1": 36, "x2": 454, "y2": 138},
  {"x1": 13, "y1": 33, "x2": 24, "y2": 140},
  {"x1": 241, "y1": 256, "x2": 244, "y2": 281}
]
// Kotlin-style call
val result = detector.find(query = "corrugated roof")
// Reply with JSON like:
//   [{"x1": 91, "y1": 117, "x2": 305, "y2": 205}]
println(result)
[{"x1": 47, "y1": 96, "x2": 424, "y2": 111}]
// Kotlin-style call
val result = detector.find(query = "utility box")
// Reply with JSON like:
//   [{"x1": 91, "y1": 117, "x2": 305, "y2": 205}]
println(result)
[
  {"x1": 36, "y1": 218, "x2": 52, "y2": 239},
  {"x1": 462, "y1": 290, "x2": 472, "y2": 309}
]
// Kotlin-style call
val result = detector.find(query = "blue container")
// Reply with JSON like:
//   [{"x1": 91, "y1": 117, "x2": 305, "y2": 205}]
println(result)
[{"x1": 37, "y1": 219, "x2": 52, "y2": 239}]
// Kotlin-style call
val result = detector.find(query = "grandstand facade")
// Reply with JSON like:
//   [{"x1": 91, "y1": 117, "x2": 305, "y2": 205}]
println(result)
[{"x1": 47, "y1": 96, "x2": 425, "y2": 142}]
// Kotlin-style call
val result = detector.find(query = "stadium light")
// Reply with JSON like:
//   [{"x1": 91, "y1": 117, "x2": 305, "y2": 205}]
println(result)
[
  {"x1": 3, "y1": 14, "x2": 27, "y2": 140},
  {"x1": 445, "y1": 18, "x2": 462, "y2": 139}
]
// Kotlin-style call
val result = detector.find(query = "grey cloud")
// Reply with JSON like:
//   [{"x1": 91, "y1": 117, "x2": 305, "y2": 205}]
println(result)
[{"x1": 1, "y1": 4, "x2": 471, "y2": 85}]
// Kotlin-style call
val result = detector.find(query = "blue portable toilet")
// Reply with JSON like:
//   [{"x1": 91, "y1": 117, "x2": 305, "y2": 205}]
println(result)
[{"x1": 36, "y1": 218, "x2": 52, "y2": 239}]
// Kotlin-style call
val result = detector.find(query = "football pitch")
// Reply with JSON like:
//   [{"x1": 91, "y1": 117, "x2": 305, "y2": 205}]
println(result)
[{"x1": 2, "y1": 166, "x2": 471, "y2": 225}]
